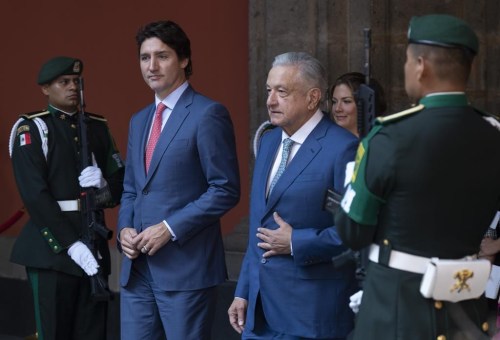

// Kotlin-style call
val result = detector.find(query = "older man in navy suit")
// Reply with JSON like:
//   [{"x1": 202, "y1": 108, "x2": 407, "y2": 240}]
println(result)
[
  {"x1": 228, "y1": 52, "x2": 358, "y2": 339},
  {"x1": 118, "y1": 20, "x2": 240, "y2": 340}
]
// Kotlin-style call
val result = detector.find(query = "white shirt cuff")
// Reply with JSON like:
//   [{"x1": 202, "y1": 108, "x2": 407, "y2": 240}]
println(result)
[{"x1": 162, "y1": 220, "x2": 176, "y2": 241}]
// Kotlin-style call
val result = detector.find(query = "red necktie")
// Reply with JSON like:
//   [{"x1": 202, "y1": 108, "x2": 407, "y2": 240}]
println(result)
[{"x1": 145, "y1": 102, "x2": 167, "y2": 173}]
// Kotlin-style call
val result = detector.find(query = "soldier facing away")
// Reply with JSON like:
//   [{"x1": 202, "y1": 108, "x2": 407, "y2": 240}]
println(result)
[{"x1": 336, "y1": 14, "x2": 500, "y2": 340}]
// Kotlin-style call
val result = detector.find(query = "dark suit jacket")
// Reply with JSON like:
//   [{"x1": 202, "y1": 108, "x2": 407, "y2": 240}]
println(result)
[
  {"x1": 118, "y1": 85, "x2": 240, "y2": 291},
  {"x1": 236, "y1": 115, "x2": 358, "y2": 338}
]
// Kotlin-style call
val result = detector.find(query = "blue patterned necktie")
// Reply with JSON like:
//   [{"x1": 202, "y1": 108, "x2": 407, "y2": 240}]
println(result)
[{"x1": 269, "y1": 138, "x2": 294, "y2": 194}]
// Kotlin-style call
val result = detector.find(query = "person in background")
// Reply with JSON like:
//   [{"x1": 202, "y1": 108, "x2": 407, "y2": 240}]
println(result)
[
  {"x1": 117, "y1": 20, "x2": 240, "y2": 340},
  {"x1": 330, "y1": 72, "x2": 387, "y2": 137},
  {"x1": 329, "y1": 72, "x2": 387, "y2": 301},
  {"x1": 228, "y1": 51, "x2": 358, "y2": 339},
  {"x1": 335, "y1": 14, "x2": 500, "y2": 340},
  {"x1": 9, "y1": 56, "x2": 124, "y2": 339},
  {"x1": 480, "y1": 210, "x2": 500, "y2": 339}
]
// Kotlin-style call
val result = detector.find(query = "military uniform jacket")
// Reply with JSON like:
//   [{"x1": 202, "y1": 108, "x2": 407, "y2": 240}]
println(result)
[
  {"x1": 10, "y1": 106, "x2": 124, "y2": 276},
  {"x1": 336, "y1": 93, "x2": 500, "y2": 339}
]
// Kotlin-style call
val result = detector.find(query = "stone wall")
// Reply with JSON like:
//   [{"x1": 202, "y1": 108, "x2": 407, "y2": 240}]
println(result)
[{"x1": 249, "y1": 0, "x2": 498, "y2": 130}]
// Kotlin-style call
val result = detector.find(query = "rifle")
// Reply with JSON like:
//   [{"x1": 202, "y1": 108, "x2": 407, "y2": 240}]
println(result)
[
  {"x1": 77, "y1": 77, "x2": 113, "y2": 301},
  {"x1": 325, "y1": 29, "x2": 376, "y2": 283},
  {"x1": 345, "y1": 28, "x2": 377, "y2": 285},
  {"x1": 324, "y1": 28, "x2": 377, "y2": 216},
  {"x1": 355, "y1": 28, "x2": 376, "y2": 138}
]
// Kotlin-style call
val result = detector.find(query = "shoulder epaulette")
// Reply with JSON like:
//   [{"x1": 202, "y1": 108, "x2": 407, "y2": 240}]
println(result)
[
  {"x1": 87, "y1": 112, "x2": 107, "y2": 122},
  {"x1": 478, "y1": 111, "x2": 500, "y2": 131},
  {"x1": 474, "y1": 107, "x2": 499, "y2": 120},
  {"x1": 376, "y1": 104, "x2": 425, "y2": 125},
  {"x1": 471, "y1": 108, "x2": 500, "y2": 131},
  {"x1": 20, "y1": 110, "x2": 50, "y2": 119}
]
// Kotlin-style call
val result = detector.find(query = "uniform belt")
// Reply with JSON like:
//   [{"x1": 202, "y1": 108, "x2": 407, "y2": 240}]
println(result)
[
  {"x1": 57, "y1": 199, "x2": 80, "y2": 212},
  {"x1": 369, "y1": 244, "x2": 430, "y2": 274}
]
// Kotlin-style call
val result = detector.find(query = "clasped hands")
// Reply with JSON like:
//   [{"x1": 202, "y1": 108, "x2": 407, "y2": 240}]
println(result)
[{"x1": 119, "y1": 223, "x2": 171, "y2": 259}]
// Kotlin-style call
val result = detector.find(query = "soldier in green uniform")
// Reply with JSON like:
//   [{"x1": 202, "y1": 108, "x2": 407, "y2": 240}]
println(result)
[
  {"x1": 335, "y1": 14, "x2": 500, "y2": 339},
  {"x1": 9, "y1": 56, "x2": 124, "y2": 340}
]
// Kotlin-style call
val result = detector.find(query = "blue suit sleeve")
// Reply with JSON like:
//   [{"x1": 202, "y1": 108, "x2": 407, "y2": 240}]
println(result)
[
  {"x1": 291, "y1": 137, "x2": 358, "y2": 266},
  {"x1": 118, "y1": 118, "x2": 138, "y2": 233},
  {"x1": 166, "y1": 102, "x2": 240, "y2": 244}
]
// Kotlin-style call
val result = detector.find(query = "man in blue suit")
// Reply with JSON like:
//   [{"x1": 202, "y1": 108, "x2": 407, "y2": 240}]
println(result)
[
  {"x1": 228, "y1": 52, "x2": 358, "y2": 339},
  {"x1": 118, "y1": 20, "x2": 240, "y2": 340}
]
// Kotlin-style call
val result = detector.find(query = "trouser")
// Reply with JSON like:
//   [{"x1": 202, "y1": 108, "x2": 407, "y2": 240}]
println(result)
[
  {"x1": 120, "y1": 254, "x2": 217, "y2": 340},
  {"x1": 242, "y1": 295, "x2": 346, "y2": 340},
  {"x1": 27, "y1": 267, "x2": 108, "y2": 340}
]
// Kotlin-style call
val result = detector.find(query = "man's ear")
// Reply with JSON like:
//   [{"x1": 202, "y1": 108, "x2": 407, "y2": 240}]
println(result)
[
  {"x1": 416, "y1": 56, "x2": 426, "y2": 81},
  {"x1": 41, "y1": 84, "x2": 50, "y2": 96},
  {"x1": 180, "y1": 58, "x2": 189, "y2": 70},
  {"x1": 307, "y1": 88, "x2": 322, "y2": 110}
]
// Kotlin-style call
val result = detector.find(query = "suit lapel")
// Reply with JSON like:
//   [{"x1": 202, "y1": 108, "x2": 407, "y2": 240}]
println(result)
[
  {"x1": 144, "y1": 86, "x2": 194, "y2": 184},
  {"x1": 137, "y1": 104, "x2": 156, "y2": 181},
  {"x1": 265, "y1": 117, "x2": 328, "y2": 213},
  {"x1": 255, "y1": 131, "x2": 281, "y2": 205}
]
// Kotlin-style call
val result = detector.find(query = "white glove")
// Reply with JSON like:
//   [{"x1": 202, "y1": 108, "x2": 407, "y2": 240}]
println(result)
[
  {"x1": 344, "y1": 161, "x2": 355, "y2": 187},
  {"x1": 79, "y1": 166, "x2": 107, "y2": 189},
  {"x1": 349, "y1": 290, "x2": 363, "y2": 314},
  {"x1": 67, "y1": 241, "x2": 99, "y2": 276}
]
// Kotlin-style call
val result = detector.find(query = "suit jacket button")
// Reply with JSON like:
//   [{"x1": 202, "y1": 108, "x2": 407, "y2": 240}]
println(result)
[
  {"x1": 142, "y1": 190, "x2": 148, "y2": 195},
  {"x1": 260, "y1": 258, "x2": 267, "y2": 264}
]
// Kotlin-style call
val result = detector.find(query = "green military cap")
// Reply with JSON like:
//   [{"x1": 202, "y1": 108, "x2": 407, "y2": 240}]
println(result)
[
  {"x1": 408, "y1": 14, "x2": 479, "y2": 55},
  {"x1": 37, "y1": 56, "x2": 83, "y2": 85}
]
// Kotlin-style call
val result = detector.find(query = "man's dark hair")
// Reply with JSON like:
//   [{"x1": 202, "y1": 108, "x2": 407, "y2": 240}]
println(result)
[
  {"x1": 136, "y1": 20, "x2": 193, "y2": 78},
  {"x1": 408, "y1": 44, "x2": 474, "y2": 84}
]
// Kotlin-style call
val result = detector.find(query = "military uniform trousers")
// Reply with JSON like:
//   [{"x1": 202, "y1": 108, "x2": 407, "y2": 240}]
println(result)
[{"x1": 27, "y1": 267, "x2": 108, "y2": 340}]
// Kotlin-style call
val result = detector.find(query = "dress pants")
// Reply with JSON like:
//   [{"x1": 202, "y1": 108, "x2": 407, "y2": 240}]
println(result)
[
  {"x1": 120, "y1": 254, "x2": 217, "y2": 340},
  {"x1": 242, "y1": 295, "x2": 345, "y2": 340}
]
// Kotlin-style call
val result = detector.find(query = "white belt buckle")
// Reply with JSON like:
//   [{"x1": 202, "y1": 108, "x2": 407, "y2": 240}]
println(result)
[{"x1": 57, "y1": 199, "x2": 80, "y2": 212}]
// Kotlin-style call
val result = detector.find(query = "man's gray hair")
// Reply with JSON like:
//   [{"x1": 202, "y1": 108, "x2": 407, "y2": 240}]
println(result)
[{"x1": 272, "y1": 52, "x2": 327, "y2": 95}]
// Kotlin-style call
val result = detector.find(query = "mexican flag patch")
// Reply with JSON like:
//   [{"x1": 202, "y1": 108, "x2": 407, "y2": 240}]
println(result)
[{"x1": 19, "y1": 133, "x2": 31, "y2": 146}]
